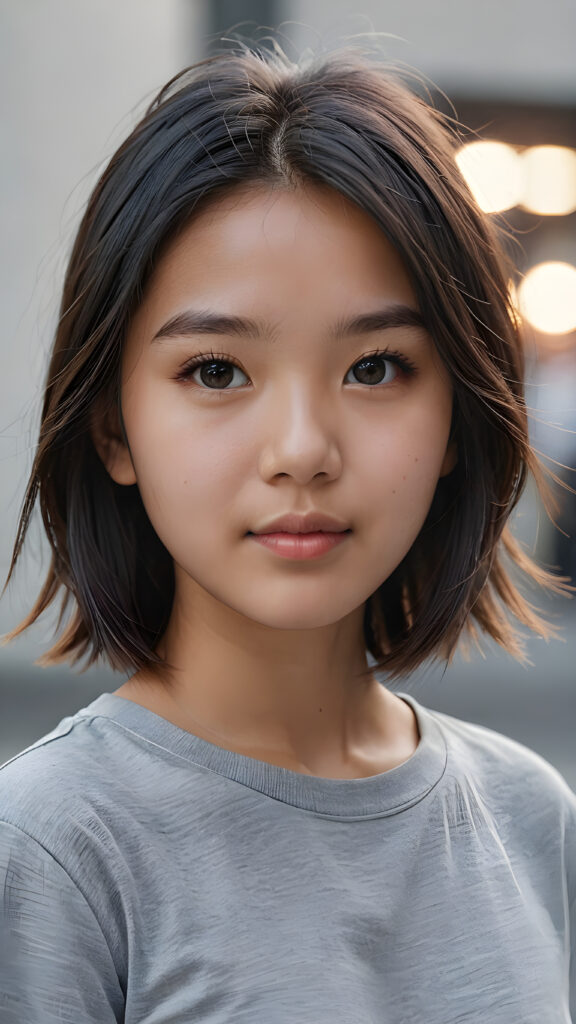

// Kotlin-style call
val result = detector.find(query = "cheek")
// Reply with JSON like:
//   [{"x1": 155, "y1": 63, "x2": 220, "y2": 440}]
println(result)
[
  {"x1": 362, "y1": 405, "x2": 451, "y2": 525},
  {"x1": 125, "y1": 393, "x2": 250, "y2": 528},
  {"x1": 371, "y1": 454, "x2": 440, "y2": 533}
]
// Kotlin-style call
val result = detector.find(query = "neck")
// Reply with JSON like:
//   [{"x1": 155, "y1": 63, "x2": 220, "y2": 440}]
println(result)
[{"x1": 116, "y1": 576, "x2": 419, "y2": 778}]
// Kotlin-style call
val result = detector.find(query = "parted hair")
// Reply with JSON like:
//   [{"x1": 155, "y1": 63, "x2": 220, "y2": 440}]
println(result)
[{"x1": 1, "y1": 41, "x2": 568, "y2": 679}]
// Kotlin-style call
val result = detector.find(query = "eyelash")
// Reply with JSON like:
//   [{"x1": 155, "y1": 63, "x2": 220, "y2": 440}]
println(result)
[{"x1": 173, "y1": 347, "x2": 418, "y2": 391}]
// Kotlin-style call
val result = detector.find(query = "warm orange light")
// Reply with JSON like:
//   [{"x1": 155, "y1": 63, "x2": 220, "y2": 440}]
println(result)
[
  {"x1": 518, "y1": 262, "x2": 576, "y2": 335},
  {"x1": 520, "y1": 146, "x2": 576, "y2": 216},
  {"x1": 455, "y1": 141, "x2": 522, "y2": 213}
]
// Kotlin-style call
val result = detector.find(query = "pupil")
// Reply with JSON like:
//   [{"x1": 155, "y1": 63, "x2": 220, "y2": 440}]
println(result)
[
  {"x1": 356, "y1": 357, "x2": 385, "y2": 385},
  {"x1": 202, "y1": 362, "x2": 233, "y2": 388}
]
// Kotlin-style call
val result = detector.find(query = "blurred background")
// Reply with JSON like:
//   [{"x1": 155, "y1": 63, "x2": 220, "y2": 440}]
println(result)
[{"x1": 1, "y1": 1, "x2": 575, "y2": 784}]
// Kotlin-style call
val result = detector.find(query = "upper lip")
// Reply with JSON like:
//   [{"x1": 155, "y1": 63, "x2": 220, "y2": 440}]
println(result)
[{"x1": 250, "y1": 513, "x2": 351, "y2": 535}]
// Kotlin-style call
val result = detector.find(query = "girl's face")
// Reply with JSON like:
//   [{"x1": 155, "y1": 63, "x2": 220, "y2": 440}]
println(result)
[{"x1": 98, "y1": 183, "x2": 455, "y2": 631}]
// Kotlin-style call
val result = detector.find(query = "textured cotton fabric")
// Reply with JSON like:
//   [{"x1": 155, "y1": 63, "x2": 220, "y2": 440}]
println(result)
[{"x1": 0, "y1": 690, "x2": 574, "y2": 1023}]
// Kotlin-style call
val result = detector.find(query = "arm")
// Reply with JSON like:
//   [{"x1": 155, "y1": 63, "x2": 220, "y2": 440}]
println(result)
[{"x1": 0, "y1": 821, "x2": 124, "y2": 1023}]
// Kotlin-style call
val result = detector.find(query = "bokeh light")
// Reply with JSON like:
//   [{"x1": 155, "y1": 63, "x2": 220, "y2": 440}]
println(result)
[
  {"x1": 521, "y1": 146, "x2": 576, "y2": 216},
  {"x1": 455, "y1": 140, "x2": 523, "y2": 213},
  {"x1": 517, "y1": 262, "x2": 576, "y2": 334}
]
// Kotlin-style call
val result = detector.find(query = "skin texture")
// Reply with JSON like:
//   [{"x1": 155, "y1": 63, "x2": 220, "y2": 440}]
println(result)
[{"x1": 91, "y1": 182, "x2": 456, "y2": 778}]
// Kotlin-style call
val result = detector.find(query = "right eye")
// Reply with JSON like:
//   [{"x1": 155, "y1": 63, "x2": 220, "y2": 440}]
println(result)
[{"x1": 175, "y1": 351, "x2": 249, "y2": 390}]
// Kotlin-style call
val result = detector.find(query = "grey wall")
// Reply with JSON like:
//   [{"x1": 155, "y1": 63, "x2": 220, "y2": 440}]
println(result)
[
  {"x1": 0, "y1": 0, "x2": 203, "y2": 649},
  {"x1": 284, "y1": 0, "x2": 576, "y2": 102}
]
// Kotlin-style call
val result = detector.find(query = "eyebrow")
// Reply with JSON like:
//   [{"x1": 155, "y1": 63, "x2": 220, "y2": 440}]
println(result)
[{"x1": 152, "y1": 304, "x2": 427, "y2": 344}]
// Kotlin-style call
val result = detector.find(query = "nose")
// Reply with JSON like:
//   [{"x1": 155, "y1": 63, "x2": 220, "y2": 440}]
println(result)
[{"x1": 257, "y1": 383, "x2": 343, "y2": 485}]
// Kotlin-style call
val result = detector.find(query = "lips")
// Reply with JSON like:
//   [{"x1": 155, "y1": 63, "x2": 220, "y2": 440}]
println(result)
[
  {"x1": 250, "y1": 512, "x2": 351, "y2": 535},
  {"x1": 249, "y1": 530, "x2": 351, "y2": 560}
]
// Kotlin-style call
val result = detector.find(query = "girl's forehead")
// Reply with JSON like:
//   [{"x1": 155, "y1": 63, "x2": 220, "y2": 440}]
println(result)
[
  {"x1": 142, "y1": 183, "x2": 416, "y2": 306},
  {"x1": 191, "y1": 180, "x2": 357, "y2": 227}
]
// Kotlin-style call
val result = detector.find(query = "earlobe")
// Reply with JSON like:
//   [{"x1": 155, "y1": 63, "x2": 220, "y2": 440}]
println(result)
[
  {"x1": 89, "y1": 400, "x2": 137, "y2": 486},
  {"x1": 439, "y1": 439, "x2": 457, "y2": 477}
]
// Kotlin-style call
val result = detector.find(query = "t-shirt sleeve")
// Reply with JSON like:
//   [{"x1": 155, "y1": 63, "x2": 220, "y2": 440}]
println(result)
[{"x1": 0, "y1": 820, "x2": 125, "y2": 1023}]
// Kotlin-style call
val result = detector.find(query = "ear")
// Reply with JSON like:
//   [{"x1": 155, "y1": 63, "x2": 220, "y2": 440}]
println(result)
[
  {"x1": 89, "y1": 395, "x2": 137, "y2": 486},
  {"x1": 439, "y1": 438, "x2": 457, "y2": 477}
]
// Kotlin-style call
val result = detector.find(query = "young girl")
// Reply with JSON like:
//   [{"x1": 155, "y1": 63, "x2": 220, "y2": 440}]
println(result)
[{"x1": 1, "y1": 42, "x2": 574, "y2": 1023}]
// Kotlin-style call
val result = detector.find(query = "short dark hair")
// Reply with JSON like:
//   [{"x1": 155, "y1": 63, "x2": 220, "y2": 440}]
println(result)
[{"x1": 1, "y1": 42, "x2": 568, "y2": 679}]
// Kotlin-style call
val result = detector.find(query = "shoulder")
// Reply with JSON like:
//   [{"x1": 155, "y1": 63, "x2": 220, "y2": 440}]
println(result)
[
  {"x1": 426, "y1": 702, "x2": 576, "y2": 827},
  {"x1": 0, "y1": 707, "x2": 131, "y2": 1006},
  {"x1": 0, "y1": 706, "x2": 143, "y2": 967},
  {"x1": 1, "y1": 703, "x2": 121, "y2": 798},
  {"x1": 0, "y1": 704, "x2": 143, "y2": 878},
  {"x1": 425, "y1": 704, "x2": 576, "y2": 917}
]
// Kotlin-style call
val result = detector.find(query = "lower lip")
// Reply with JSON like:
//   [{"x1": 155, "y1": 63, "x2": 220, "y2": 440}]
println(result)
[{"x1": 249, "y1": 531, "x2": 351, "y2": 560}]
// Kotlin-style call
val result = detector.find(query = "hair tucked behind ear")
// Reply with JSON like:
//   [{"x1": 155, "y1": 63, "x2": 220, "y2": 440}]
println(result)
[{"x1": 1, "y1": 39, "x2": 571, "y2": 677}]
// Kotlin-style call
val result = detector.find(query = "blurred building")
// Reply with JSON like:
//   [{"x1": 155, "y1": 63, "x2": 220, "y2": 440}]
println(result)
[{"x1": 1, "y1": 0, "x2": 575, "y2": 780}]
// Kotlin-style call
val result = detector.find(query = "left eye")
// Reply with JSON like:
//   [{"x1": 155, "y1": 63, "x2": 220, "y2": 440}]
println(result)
[
  {"x1": 345, "y1": 354, "x2": 399, "y2": 386},
  {"x1": 175, "y1": 349, "x2": 414, "y2": 391},
  {"x1": 181, "y1": 358, "x2": 248, "y2": 390}
]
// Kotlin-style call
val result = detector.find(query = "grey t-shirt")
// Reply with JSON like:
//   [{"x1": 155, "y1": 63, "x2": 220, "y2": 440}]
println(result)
[{"x1": 0, "y1": 690, "x2": 574, "y2": 1023}]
